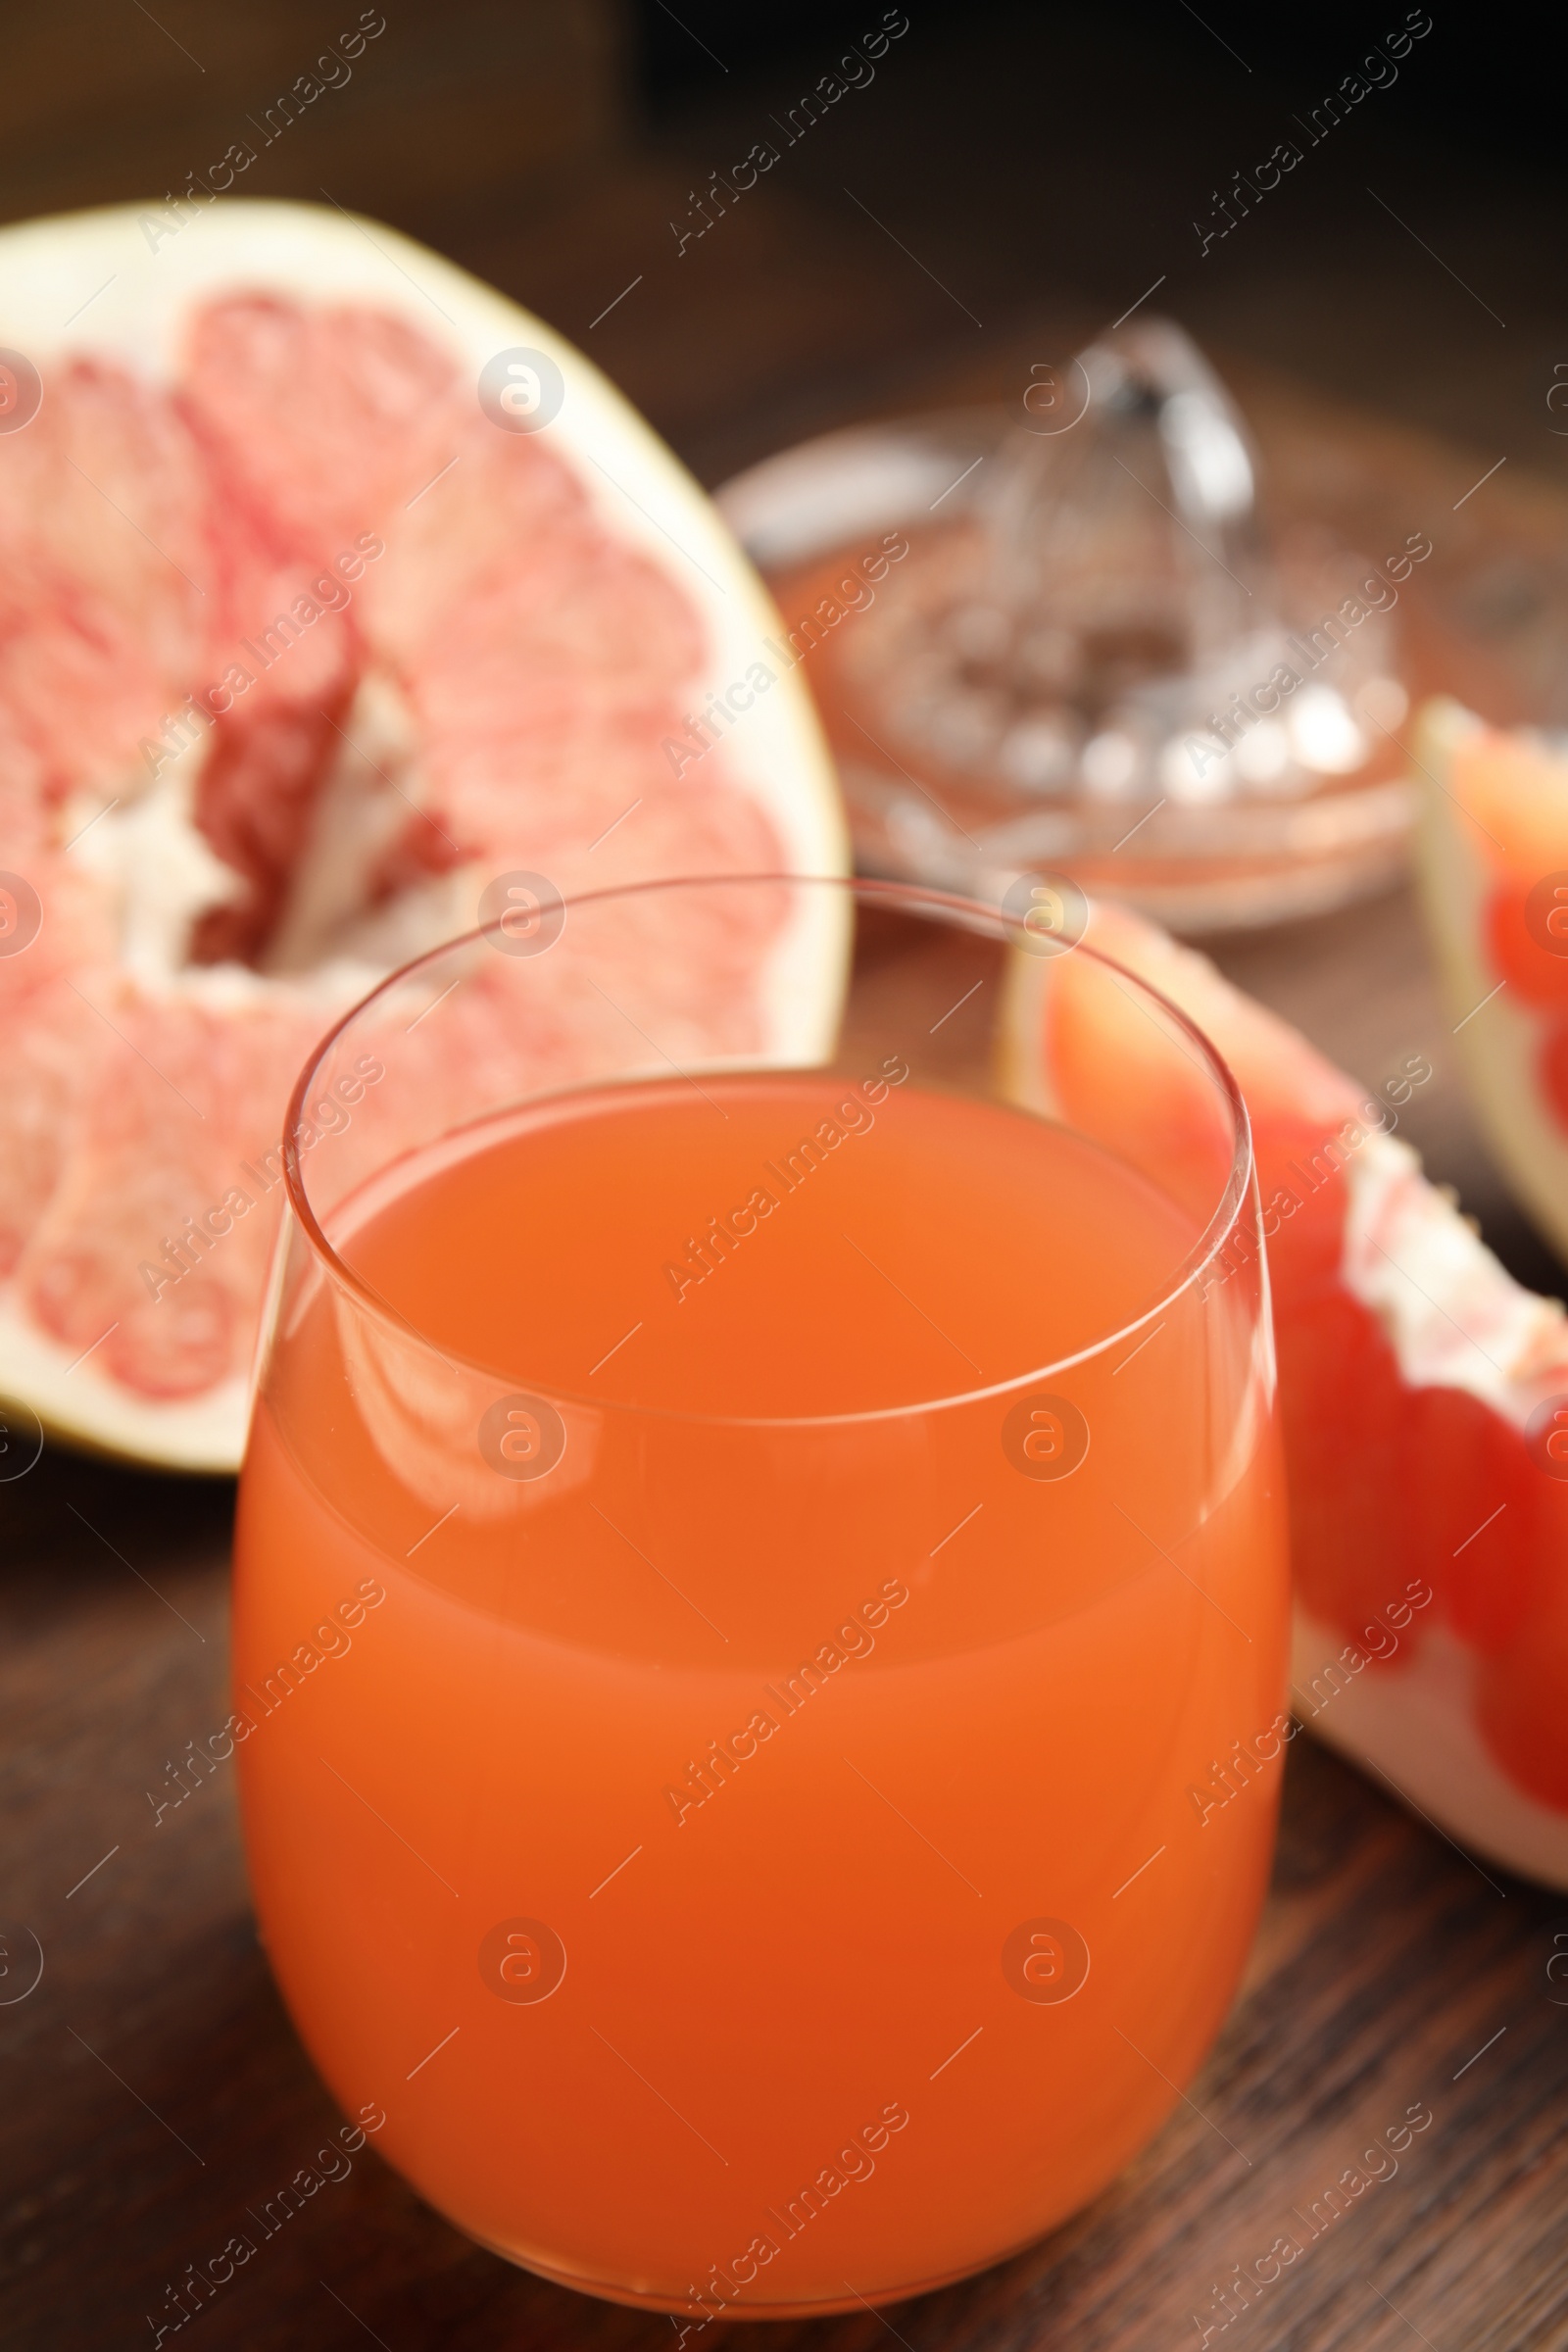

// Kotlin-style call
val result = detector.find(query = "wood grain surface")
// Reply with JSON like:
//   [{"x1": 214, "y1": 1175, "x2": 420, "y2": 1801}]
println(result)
[{"x1": 7, "y1": 32, "x2": 1568, "y2": 2344}]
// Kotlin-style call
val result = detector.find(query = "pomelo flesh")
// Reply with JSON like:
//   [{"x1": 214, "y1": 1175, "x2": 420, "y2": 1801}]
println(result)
[
  {"x1": 1002, "y1": 898, "x2": 1568, "y2": 1886},
  {"x1": 1416, "y1": 697, "x2": 1568, "y2": 1265},
  {"x1": 0, "y1": 202, "x2": 845, "y2": 1468}
]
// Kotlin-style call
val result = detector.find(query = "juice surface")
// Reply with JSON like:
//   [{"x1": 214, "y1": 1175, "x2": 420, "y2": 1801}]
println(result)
[
  {"x1": 334, "y1": 1070, "x2": 1195, "y2": 1414},
  {"x1": 233, "y1": 1071, "x2": 1289, "y2": 2313}
]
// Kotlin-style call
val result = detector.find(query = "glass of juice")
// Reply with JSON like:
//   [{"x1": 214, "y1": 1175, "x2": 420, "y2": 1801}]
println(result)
[{"x1": 232, "y1": 872, "x2": 1288, "y2": 2317}]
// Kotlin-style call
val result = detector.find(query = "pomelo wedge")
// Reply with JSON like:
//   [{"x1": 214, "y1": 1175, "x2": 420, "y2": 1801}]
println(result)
[
  {"x1": 0, "y1": 200, "x2": 845, "y2": 1470},
  {"x1": 1415, "y1": 696, "x2": 1568, "y2": 1268},
  {"x1": 1003, "y1": 898, "x2": 1568, "y2": 1888}
]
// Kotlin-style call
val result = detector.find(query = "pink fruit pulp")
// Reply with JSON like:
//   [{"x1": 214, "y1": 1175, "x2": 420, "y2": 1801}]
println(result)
[{"x1": 0, "y1": 296, "x2": 782, "y2": 1400}]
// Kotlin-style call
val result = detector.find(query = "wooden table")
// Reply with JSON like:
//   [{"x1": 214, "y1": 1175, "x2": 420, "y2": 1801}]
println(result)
[{"x1": 6, "y1": 283, "x2": 1568, "y2": 2352}]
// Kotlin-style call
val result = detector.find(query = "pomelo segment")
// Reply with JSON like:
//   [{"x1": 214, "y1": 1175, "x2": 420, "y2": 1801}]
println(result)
[
  {"x1": 0, "y1": 201, "x2": 845, "y2": 1470},
  {"x1": 1002, "y1": 898, "x2": 1568, "y2": 1886},
  {"x1": 1415, "y1": 697, "x2": 1568, "y2": 1267}
]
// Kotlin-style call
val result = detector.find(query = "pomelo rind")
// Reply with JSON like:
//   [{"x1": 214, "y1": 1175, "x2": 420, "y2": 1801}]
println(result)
[{"x1": 1293, "y1": 1609, "x2": 1568, "y2": 1886}]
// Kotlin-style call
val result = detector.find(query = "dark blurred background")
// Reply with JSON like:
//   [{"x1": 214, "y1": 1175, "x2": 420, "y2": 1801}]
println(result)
[{"x1": 3, "y1": 0, "x2": 1561, "y2": 487}]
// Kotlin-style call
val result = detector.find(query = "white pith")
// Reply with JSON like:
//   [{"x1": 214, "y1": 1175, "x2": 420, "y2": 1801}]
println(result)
[
  {"x1": 1341, "y1": 1128, "x2": 1568, "y2": 1420},
  {"x1": 0, "y1": 199, "x2": 848, "y2": 1468},
  {"x1": 59, "y1": 668, "x2": 470, "y2": 1004}
]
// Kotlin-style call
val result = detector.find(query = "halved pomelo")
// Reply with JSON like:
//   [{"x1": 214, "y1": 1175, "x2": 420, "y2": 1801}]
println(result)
[
  {"x1": 1003, "y1": 899, "x2": 1568, "y2": 1887},
  {"x1": 0, "y1": 200, "x2": 845, "y2": 1470},
  {"x1": 1415, "y1": 696, "x2": 1568, "y2": 1267}
]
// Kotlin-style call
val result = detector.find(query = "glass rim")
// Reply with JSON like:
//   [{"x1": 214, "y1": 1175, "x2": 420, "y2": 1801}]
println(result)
[{"x1": 280, "y1": 871, "x2": 1255, "y2": 1429}]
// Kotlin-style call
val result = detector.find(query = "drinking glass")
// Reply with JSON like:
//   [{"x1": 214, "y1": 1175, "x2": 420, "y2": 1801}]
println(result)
[{"x1": 232, "y1": 873, "x2": 1288, "y2": 2316}]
